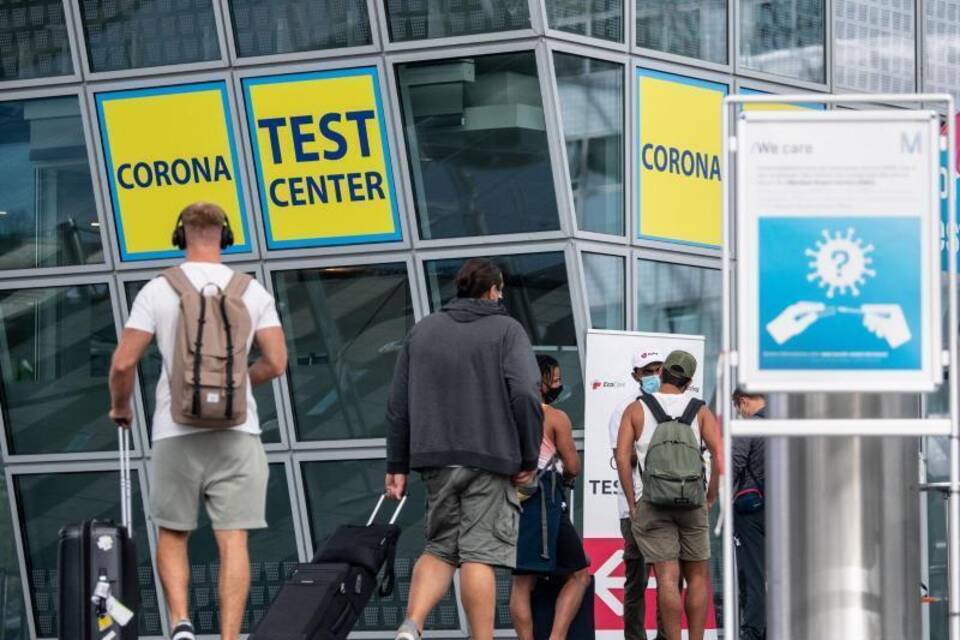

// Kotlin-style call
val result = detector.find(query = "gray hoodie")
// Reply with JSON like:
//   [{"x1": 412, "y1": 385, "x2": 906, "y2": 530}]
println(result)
[{"x1": 386, "y1": 297, "x2": 544, "y2": 476}]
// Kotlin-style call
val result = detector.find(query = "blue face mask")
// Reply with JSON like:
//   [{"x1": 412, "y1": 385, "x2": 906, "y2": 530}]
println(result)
[{"x1": 640, "y1": 375, "x2": 661, "y2": 394}]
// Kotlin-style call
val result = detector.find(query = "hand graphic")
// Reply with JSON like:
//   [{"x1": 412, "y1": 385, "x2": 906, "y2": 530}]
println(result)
[
  {"x1": 766, "y1": 302, "x2": 826, "y2": 345},
  {"x1": 861, "y1": 304, "x2": 911, "y2": 349}
]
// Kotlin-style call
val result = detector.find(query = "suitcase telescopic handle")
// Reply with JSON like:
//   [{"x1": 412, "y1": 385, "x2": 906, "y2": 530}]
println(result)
[
  {"x1": 117, "y1": 426, "x2": 133, "y2": 538},
  {"x1": 367, "y1": 494, "x2": 407, "y2": 526}
]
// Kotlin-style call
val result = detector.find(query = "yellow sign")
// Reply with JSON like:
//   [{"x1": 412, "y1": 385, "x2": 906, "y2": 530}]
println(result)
[
  {"x1": 740, "y1": 88, "x2": 825, "y2": 112},
  {"x1": 242, "y1": 67, "x2": 402, "y2": 249},
  {"x1": 96, "y1": 82, "x2": 251, "y2": 261},
  {"x1": 637, "y1": 69, "x2": 727, "y2": 247}
]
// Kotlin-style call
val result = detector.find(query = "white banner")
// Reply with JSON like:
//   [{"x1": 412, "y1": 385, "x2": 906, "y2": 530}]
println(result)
[{"x1": 582, "y1": 330, "x2": 714, "y2": 638}]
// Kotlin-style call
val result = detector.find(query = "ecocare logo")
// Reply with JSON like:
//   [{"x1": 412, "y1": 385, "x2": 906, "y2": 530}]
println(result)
[{"x1": 591, "y1": 380, "x2": 627, "y2": 391}]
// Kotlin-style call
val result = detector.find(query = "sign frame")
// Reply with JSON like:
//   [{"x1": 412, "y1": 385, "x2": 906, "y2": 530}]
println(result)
[
  {"x1": 735, "y1": 109, "x2": 942, "y2": 393},
  {"x1": 94, "y1": 79, "x2": 254, "y2": 263}
]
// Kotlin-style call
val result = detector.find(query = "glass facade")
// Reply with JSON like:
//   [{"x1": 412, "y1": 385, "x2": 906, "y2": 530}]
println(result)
[{"x1": 0, "y1": 1, "x2": 951, "y2": 638}]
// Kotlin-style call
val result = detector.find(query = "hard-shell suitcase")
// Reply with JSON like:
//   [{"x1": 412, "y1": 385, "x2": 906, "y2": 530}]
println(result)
[
  {"x1": 58, "y1": 428, "x2": 139, "y2": 639},
  {"x1": 531, "y1": 574, "x2": 596, "y2": 640},
  {"x1": 250, "y1": 495, "x2": 406, "y2": 640}
]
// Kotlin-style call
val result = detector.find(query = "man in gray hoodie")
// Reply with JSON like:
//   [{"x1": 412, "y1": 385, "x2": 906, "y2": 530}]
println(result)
[{"x1": 385, "y1": 257, "x2": 543, "y2": 640}]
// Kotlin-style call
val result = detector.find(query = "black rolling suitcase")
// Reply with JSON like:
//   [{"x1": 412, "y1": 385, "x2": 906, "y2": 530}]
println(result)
[
  {"x1": 531, "y1": 574, "x2": 596, "y2": 640},
  {"x1": 250, "y1": 495, "x2": 406, "y2": 640},
  {"x1": 58, "y1": 427, "x2": 139, "y2": 640}
]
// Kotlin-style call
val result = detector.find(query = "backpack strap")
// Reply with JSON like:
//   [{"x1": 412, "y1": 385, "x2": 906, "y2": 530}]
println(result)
[
  {"x1": 679, "y1": 398, "x2": 705, "y2": 426},
  {"x1": 223, "y1": 272, "x2": 253, "y2": 299},
  {"x1": 639, "y1": 393, "x2": 672, "y2": 425},
  {"x1": 161, "y1": 266, "x2": 196, "y2": 299},
  {"x1": 162, "y1": 267, "x2": 207, "y2": 416},
  {"x1": 218, "y1": 273, "x2": 251, "y2": 421}
]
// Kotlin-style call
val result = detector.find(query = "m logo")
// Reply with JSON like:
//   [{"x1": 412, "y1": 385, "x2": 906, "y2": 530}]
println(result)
[{"x1": 901, "y1": 132, "x2": 922, "y2": 154}]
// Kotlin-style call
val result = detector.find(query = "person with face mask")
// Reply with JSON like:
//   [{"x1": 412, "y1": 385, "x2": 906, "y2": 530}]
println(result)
[
  {"x1": 608, "y1": 350, "x2": 664, "y2": 640},
  {"x1": 510, "y1": 355, "x2": 591, "y2": 640}
]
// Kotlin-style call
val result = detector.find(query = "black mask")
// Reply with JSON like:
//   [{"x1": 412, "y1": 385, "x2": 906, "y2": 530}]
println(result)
[{"x1": 543, "y1": 385, "x2": 563, "y2": 404}]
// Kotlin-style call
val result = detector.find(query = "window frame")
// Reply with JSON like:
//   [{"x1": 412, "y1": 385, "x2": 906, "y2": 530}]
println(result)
[
  {"x1": 376, "y1": 0, "x2": 544, "y2": 50},
  {"x1": 0, "y1": 0, "x2": 84, "y2": 91},
  {"x1": 542, "y1": 0, "x2": 630, "y2": 51},
  {"x1": 575, "y1": 242, "x2": 633, "y2": 330},
  {"x1": 630, "y1": 0, "x2": 735, "y2": 73}
]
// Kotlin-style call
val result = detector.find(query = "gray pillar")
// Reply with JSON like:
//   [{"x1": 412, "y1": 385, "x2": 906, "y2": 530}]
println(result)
[{"x1": 766, "y1": 393, "x2": 922, "y2": 640}]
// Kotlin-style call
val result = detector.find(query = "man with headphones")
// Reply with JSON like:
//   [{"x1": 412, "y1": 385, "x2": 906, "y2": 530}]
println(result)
[{"x1": 108, "y1": 202, "x2": 288, "y2": 640}]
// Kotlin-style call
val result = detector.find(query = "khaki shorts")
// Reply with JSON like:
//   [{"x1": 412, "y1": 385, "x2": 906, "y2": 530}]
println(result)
[
  {"x1": 632, "y1": 500, "x2": 710, "y2": 564},
  {"x1": 422, "y1": 467, "x2": 521, "y2": 569},
  {"x1": 150, "y1": 431, "x2": 268, "y2": 531}
]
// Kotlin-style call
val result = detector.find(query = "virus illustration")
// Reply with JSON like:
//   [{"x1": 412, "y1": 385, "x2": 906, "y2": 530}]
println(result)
[{"x1": 805, "y1": 228, "x2": 876, "y2": 298}]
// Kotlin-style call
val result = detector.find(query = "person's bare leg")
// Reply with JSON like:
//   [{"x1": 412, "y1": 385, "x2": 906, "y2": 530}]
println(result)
[
  {"x1": 681, "y1": 560, "x2": 710, "y2": 640},
  {"x1": 550, "y1": 568, "x2": 591, "y2": 640},
  {"x1": 156, "y1": 528, "x2": 191, "y2": 623},
  {"x1": 214, "y1": 529, "x2": 250, "y2": 640},
  {"x1": 653, "y1": 561, "x2": 683, "y2": 640},
  {"x1": 509, "y1": 574, "x2": 537, "y2": 640},
  {"x1": 460, "y1": 562, "x2": 496, "y2": 640},
  {"x1": 405, "y1": 553, "x2": 457, "y2": 631}
]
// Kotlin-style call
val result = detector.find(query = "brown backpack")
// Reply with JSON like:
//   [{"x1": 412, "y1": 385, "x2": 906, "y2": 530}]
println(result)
[{"x1": 161, "y1": 267, "x2": 253, "y2": 428}]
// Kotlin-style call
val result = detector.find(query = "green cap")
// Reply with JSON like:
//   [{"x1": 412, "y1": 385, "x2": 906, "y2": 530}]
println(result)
[{"x1": 664, "y1": 350, "x2": 697, "y2": 380}]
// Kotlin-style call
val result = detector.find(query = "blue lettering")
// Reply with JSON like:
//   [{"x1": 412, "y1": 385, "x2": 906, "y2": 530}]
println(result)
[
  {"x1": 641, "y1": 144, "x2": 654, "y2": 170},
  {"x1": 118, "y1": 164, "x2": 134, "y2": 189},
  {"x1": 365, "y1": 171, "x2": 385, "y2": 200},
  {"x1": 696, "y1": 153, "x2": 708, "y2": 177},
  {"x1": 214, "y1": 156, "x2": 231, "y2": 181},
  {"x1": 668, "y1": 147, "x2": 680, "y2": 175},
  {"x1": 327, "y1": 173, "x2": 345, "y2": 200},
  {"x1": 681, "y1": 151, "x2": 694, "y2": 176},
  {"x1": 654, "y1": 146, "x2": 667, "y2": 171},
  {"x1": 288, "y1": 177, "x2": 306, "y2": 206},
  {"x1": 320, "y1": 114, "x2": 347, "y2": 161},
  {"x1": 257, "y1": 117, "x2": 287, "y2": 164},
  {"x1": 710, "y1": 156, "x2": 721, "y2": 181},
  {"x1": 154, "y1": 161, "x2": 171, "y2": 186},
  {"x1": 346, "y1": 110, "x2": 376, "y2": 157},
  {"x1": 348, "y1": 173, "x2": 364, "y2": 201},
  {"x1": 192, "y1": 157, "x2": 211, "y2": 183},
  {"x1": 641, "y1": 143, "x2": 721, "y2": 182},
  {"x1": 134, "y1": 163, "x2": 152, "y2": 188},
  {"x1": 306, "y1": 176, "x2": 328, "y2": 204},
  {"x1": 269, "y1": 178, "x2": 288, "y2": 207},
  {"x1": 171, "y1": 159, "x2": 190, "y2": 184},
  {"x1": 291, "y1": 115, "x2": 319, "y2": 162}
]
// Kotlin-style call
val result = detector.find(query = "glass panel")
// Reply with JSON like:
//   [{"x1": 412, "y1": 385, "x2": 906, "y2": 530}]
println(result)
[
  {"x1": 739, "y1": 0, "x2": 826, "y2": 83},
  {"x1": 0, "y1": 96, "x2": 103, "y2": 270},
  {"x1": 78, "y1": 0, "x2": 221, "y2": 73},
  {"x1": 386, "y1": 0, "x2": 530, "y2": 41},
  {"x1": 636, "y1": 0, "x2": 727, "y2": 64},
  {"x1": 0, "y1": 283, "x2": 117, "y2": 455},
  {"x1": 583, "y1": 253, "x2": 625, "y2": 330},
  {"x1": 397, "y1": 52, "x2": 560, "y2": 240},
  {"x1": 273, "y1": 264, "x2": 414, "y2": 442},
  {"x1": 184, "y1": 463, "x2": 298, "y2": 633},
  {"x1": 122, "y1": 278, "x2": 282, "y2": 445},
  {"x1": 547, "y1": 0, "x2": 624, "y2": 42},
  {"x1": 0, "y1": 471, "x2": 27, "y2": 640},
  {"x1": 925, "y1": 0, "x2": 960, "y2": 103},
  {"x1": 300, "y1": 458, "x2": 461, "y2": 631},
  {"x1": 554, "y1": 53, "x2": 624, "y2": 236},
  {"x1": 424, "y1": 252, "x2": 584, "y2": 428},
  {"x1": 13, "y1": 469, "x2": 163, "y2": 637},
  {"x1": 636, "y1": 259, "x2": 721, "y2": 404},
  {"x1": 0, "y1": 0, "x2": 73, "y2": 81},
  {"x1": 834, "y1": 0, "x2": 915, "y2": 93},
  {"x1": 228, "y1": 0, "x2": 371, "y2": 58}
]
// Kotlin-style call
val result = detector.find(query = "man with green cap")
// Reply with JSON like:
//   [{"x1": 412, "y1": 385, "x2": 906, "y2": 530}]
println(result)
[{"x1": 614, "y1": 350, "x2": 723, "y2": 640}]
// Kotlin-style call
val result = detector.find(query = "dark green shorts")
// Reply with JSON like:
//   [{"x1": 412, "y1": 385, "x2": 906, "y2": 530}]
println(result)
[
  {"x1": 632, "y1": 501, "x2": 710, "y2": 564},
  {"x1": 421, "y1": 467, "x2": 521, "y2": 568}
]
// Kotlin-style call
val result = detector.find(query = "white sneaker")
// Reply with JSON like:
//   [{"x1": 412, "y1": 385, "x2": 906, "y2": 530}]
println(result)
[{"x1": 395, "y1": 618, "x2": 421, "y2": 640}]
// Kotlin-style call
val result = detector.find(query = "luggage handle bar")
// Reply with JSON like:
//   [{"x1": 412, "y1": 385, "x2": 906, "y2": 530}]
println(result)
[
  {"x1": 368, "y1": 494, "x2": 407, "y2": 526},
  {"x1": 117, "y1": 426, "x2": 133, "y2": 538}
]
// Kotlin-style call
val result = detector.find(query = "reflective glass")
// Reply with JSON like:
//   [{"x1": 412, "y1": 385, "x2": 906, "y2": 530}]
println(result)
[
  {"x1": 13, "y1": 469, "x2": 162, "y2": 637},
  {"x1": 424, "y1": 252, "x2": 584, "y2": 428},
  {"x1": 183, "y1": 463, "x2": 298, "y2": 633},
  {"x1": 0, "y1": 471, "x2": 27, "y2": 640},
  {"x1": 740, "y1": 0, "x2": 826, "y2": 83},
  {"x1": 925, "y1": 0, "x2": 960, "y2": 103},
  {"x1": 547, "y1": 0, "x2": 623, "y2": 42},
  {"x1": 386, "y1": 0, "x2": 530, "y2": 41},
  {"x1": 0, "y1": 96, "x2": 103, "y2": 270},
  {"x1": 583, "y1": 253, "x2": 625, "y2": 330},
  {"x1": 835, "y1": 0, "x2": 915, "y2": 93},
  {"x1": 78, "y1": 0, "x2": 221, "y2": 73},
  {"x1": 397, "y1": 52, "x2": 560, "y2": 240},
  {"x1": 636, "y1": 0, "x2": 727, "y2": 64},
  {"x1": 636, "y1": 259, "x2": 721, "y2": 403},
  {"x1": 0, "y1": 0, "x2": 73, "y2": 81},
  {"x1": 123, "y1": 278, "x2": 282, "y2": 445},
  {"x1": 300, "y1": 458, "x2": 461, "y2": 631},
  {"x1": 273, "y1": 264, "x2": 414, "y2": 442},
  {"x1": 0, "y1": 283, "x2": 117, "y2": 455},
  {"x1": 554, "y1": 53, "x2": 624, "y2": 236},
  {"x1": 228, "y1": 0, "x2": 371, "y2": 58}
]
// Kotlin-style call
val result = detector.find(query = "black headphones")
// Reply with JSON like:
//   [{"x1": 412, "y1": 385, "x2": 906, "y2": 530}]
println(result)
[{"x1": 171, "y1": 211, "x2": 235, "y2": 250}]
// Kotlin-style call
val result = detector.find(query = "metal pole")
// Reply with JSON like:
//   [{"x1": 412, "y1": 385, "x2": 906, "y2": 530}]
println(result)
[
  {"x1": 721, "y1": 97, "x2": 736, "y2": 640},
  {"x1": 946, "y1": 97, "x2": 960, "y2": 640}
]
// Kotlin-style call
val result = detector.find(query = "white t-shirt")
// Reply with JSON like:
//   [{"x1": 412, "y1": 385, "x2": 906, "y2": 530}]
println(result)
[
  {"x1": 125, "y1": 262, "x2": 282, "y2": 441},
  {"x1": 636, "y1": 391, "x2": 702, "y2": 467},
  {"x1": 609, "y1": 394, "x2": 641, "y2": 519}
]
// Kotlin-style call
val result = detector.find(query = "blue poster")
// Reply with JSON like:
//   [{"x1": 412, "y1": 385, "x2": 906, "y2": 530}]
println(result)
[{"x1": 758, "y1": 217, "x2": 922, "y2": 370}]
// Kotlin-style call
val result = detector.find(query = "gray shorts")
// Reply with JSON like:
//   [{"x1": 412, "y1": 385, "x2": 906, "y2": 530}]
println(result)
[
  {"x1": 150, "y1": 431, "x2": 268, "y2": 531},
  {"x1": 632, "y1": 500, "x2": 710, "y2": 564},
  {"x1": 421, "y1": 467, "x2": 521, "y2": 569}
]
